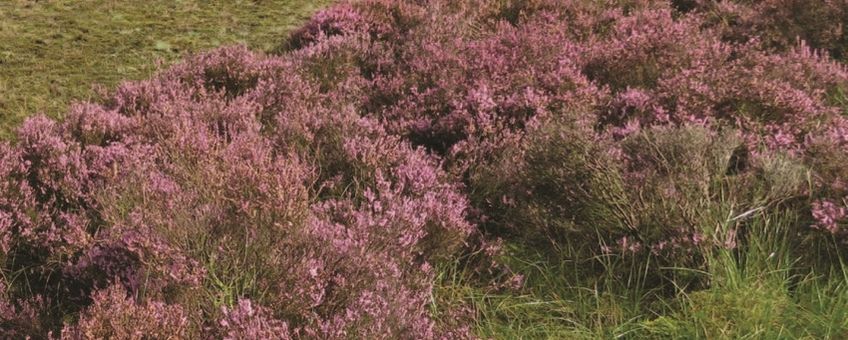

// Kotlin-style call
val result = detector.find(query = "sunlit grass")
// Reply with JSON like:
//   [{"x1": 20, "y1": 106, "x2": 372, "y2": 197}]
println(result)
[
  {"x1": 434, "y1": 212, "x2": 848, "y2": 339},
  {"x1": 0, "y1": 0, "x2": 331, "y2": 138}
]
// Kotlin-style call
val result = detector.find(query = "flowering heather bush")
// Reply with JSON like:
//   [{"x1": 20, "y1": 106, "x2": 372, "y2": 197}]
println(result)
[
  {"x1": 284, "y1": 0, "x2": 848, "y2": 272},
  {"x1": 215, "y1": 299, "x2": 291, "y2": 340},
  {"x1": 475, "y1": 116, "x2": 807, "y2": 267},
  {"x1": 62, "y1": 284, "x2": 193, "y2": 339},
  {"x1": 698, "y1": 0, "x2": 848, "y2": 58},
  {"x1": 4, "y1": 0, "x2": 848, "y2": 337},
  {"x1": 0, "y1": 44, "x2": 473, "y2": 337},
  {"x1": 0, "y1": 279, "x2": 48, "y2": 338}
]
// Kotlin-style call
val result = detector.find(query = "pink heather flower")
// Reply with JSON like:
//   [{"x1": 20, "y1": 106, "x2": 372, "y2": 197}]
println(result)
[
  {"x1": 812, "y1": 199, "x2": 847, "y2": 234},
  {"x1": 617, "y1": 236, "x2": 643, "y2": 254},
  {"x1": 506, "y1": 274, "x2": 525, "y2": 290},
  {"x1": 218, "y1": 299, "x2": 290, "y2": 340},
  {"x1": 64, "y1": 285, "x2": 191, "y2": 339},
  {"x1": 724, "y1": 228, "x2": 738, "y2": 250},
  {"x1": 650, "y1": 241, "x2": 669, "y2": 256},
  {"x1": 0, "y1": 211, "x2": 13, "y2": 253},
  {"x1": 691, "y1": 233, "x2": 705, "y2": 246}
]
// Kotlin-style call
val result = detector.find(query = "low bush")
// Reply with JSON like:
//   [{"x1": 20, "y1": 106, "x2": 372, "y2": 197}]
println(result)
[{"x1": 0, "y1": 46, "x2": 473, "y2": 338}]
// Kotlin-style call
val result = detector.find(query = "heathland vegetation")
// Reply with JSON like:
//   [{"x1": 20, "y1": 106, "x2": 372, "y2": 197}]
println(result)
[{"x1": 2, "y1": 0, "x2": 848, "y2": 338}]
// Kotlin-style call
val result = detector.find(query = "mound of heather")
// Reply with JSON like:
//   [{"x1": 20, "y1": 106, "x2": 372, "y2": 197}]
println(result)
[
  {"x1": 3, "y1": 0, "x2": 848, "y2": 337},
  {"x1": 0, "y1": 46, "x2": 473, "y2": 338},
  {"x1": 287, "y1": 0, "x2": 848, "y2": 265}
]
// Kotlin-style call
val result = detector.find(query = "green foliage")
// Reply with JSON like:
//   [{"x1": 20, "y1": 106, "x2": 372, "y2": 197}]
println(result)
[{"x1": 435, "y1": 211, "x2": 848, "y2": 339}]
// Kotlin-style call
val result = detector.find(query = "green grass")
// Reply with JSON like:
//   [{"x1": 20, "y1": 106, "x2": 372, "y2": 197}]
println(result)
[
  {"x1": 0, "y1": 0, "x2": 331, "y2": 139},
  {"x1": 434, "y1": 212, "x2": 848, "y2": 339}
]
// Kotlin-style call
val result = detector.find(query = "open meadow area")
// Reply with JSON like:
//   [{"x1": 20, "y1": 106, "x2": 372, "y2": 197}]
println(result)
[
  {"x1": 2, "y1": 0, "x2": 848, "y2": 338},
  {"x1": 0, "y1": 0, "x2": 330, "y2": 138}
]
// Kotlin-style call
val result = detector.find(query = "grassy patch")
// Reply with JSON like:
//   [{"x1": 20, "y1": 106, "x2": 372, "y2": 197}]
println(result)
[
  {"x1": 0, "y1": 0, "x2": 331, "y2": 138},
  {"x1": 433, "y1": 212, "x2": 848, "y2": 339}
]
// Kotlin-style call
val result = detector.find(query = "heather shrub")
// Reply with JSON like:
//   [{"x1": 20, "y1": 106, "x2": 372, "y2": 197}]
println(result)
[
  {"x1": 0, "y1": 45, "x2": 473, "y2": 337},
  {"x1": 289, "y1": 0, "x2": 606, "y2": 165},
  {"x1": 5, "y1": 0, "x2": 848, "y2": 337},
  {"x1": 699, "y1": 0, "x2": 848, "y2": 59},
  {"x1": 62, "y1": 284, "x2": 193, "y2": 339},
  {"x1": 805, "y1": 117, "x2": 848, "y2": 238},
  {"x1": 660, "y1": 44, "x2": 848, "y2": 141},
  {"x1": 0, "y1": 279, "x2": 50, "y2": 338},
  {"x1": 282, "y1": 0, "x2": 848, "y2": 335},
  {"x1": 472, "y1": 112, "x2": 810, "y2": 284},
  {"x1": 583, "y1": 7, "x2": 729, "y2": 91},
  {"x1": 215, "y1": 299, "x2": 291, "y2": 340}
]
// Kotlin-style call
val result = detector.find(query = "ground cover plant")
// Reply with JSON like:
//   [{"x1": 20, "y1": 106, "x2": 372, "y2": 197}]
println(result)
[{"x1": 3, "y1": 0, "x2": 848, "y2": 338}]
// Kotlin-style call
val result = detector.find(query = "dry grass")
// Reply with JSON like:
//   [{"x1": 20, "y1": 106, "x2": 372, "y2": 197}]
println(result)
[{"x1": 0, "y1": 0, "x2": 331, "y2": 138}]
